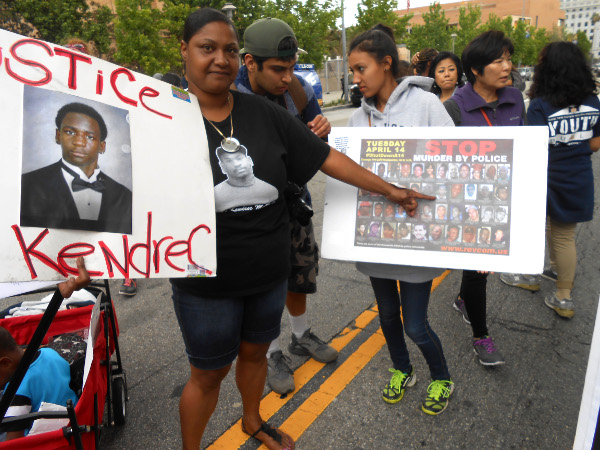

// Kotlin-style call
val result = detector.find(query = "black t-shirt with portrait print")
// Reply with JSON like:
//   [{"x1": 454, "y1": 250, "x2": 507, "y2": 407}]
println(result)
[{"x1": 171, "y1": 91, "x2": 330, "y2": 297}]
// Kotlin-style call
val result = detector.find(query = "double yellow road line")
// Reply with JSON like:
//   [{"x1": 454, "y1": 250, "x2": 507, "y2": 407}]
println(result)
[{"x1": 209, "y1": 270, "x2": 451, "y2": 449}]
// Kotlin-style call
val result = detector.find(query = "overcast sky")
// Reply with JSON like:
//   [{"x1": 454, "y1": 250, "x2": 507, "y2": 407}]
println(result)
[{"x1": 340, "y1": 0, "x2": 458, "y2": 27}]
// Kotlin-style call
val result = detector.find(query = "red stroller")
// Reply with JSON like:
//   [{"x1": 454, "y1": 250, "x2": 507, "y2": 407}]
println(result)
[{"x1": 0, "y1": 281, "x2": 126, "y2": 449}]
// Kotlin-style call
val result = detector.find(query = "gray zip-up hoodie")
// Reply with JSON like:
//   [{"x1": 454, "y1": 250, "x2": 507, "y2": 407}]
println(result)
[
  {"x1": 348, "y1": 76, "x2": 455, "y2": 128},
  {"x1": 348, "y1": 76, "x2": 454, "y2": 283}
]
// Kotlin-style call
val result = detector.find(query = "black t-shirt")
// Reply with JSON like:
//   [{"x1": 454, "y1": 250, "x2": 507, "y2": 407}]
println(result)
[{"x1": 171, "y1": 91, "x2": 330, "y2": 297}]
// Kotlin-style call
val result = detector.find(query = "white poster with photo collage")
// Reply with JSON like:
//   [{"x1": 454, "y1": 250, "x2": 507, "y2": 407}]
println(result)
[{"x1": 323, "y1": 126, "x2": 549, "y2": 274}]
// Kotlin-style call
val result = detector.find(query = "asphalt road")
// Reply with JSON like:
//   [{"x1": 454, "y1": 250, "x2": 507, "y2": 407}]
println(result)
[{"x1": 53, "y1": 105, "x2": 600, "y2": 448}]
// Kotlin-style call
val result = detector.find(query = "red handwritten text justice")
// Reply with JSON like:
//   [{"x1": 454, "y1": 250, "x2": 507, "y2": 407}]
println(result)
[{"x1": 2, "y1": 38, "x2": 172, "y2": 119}]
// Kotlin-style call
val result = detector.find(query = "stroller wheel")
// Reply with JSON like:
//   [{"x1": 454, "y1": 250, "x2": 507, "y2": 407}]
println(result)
[{"x1": 112, "y1": 377, "x2": 127, "y2": 425}]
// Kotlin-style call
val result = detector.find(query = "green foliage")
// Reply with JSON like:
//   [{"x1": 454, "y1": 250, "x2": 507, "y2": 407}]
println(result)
[
  {"x1": 354, "y1": 0, "x2": 412, "y2": 43},
  {"x1": 10, "y1": 0, "x2": 112, "y2": 55},
  {"x1": 511, "y1": 19, "x2": 528, "y2": 65},
  {"x1": 263, "y1": 0, "x2": 339, "y2": 68},
  {"x1": 575, "y1": 30, "x2": 592, "y2": 58},
  {"x1": 529, "y1": 27, "x2": 549, "y2": 65},
  {"x1": 481, "y1": 13, "x2": 513, "y2": 37},
  {"x1": 162, "y1": 0, "x2": 267, "y2": 48},
  {"x1": 455, "y1": 4, "x2": 481, "y2": 57},
  {"x1": 407, "y1": 2, "x2": 451, "y2": 53},
  {"x1": 114, "y1": 0, "x2": 179, "y2": 74},
  {"x1": 0, "y1": 0, "x2": 34, "y2": 36}
]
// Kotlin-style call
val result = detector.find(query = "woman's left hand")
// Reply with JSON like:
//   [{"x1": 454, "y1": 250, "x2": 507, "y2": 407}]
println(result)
[
  {"x1": 307, "y1": 114, "x2": 331, "y2": 138},
  {"x1": 58, "y1": 257, "x2": 91, "y2": 298}
]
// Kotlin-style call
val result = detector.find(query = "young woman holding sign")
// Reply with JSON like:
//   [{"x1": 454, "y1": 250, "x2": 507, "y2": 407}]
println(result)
[
  {"x1": 347, "y1": 24, "x2": 456, "y2": 416},
  {"x1": 170, "y1": 9, "x2": 432, "y2": 449},
  {"x1": 443, "y1": 30, "x2": 526, "y2": 366}
]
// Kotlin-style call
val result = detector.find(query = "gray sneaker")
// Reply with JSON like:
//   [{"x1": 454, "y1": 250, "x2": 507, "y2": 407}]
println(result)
[
  {"x1": 288, "y1": 329, "x2": 339, "y2": 363},
  {"x1": 453, "y1": 297, "x2": 471, "y2": 324},
  {"x1": 499, "y1": 273, "x2": 540, "y2": 291},
  {"x1": 473, "y1": 336, "x2": 505, "y2": 366},
  {"x1": 267, "y1": 351, "x2": 295, "y2": 394},
  {"x1": 544, "y1": 293, "x2": 574, "y2": 318}
]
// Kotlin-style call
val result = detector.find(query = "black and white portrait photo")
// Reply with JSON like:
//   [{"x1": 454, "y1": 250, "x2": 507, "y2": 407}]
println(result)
[
  {"x1": 214, "y1": 145, "x2": 278, "y2": 212},
  {"x1": 20, "y1": 86, "x2": 133, "y2": 234}
]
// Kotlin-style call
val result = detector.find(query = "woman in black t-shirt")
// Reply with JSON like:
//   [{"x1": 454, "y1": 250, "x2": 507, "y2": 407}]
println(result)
[{"x1": 172, "y1": 8, "x2": 433, "y2": 450}]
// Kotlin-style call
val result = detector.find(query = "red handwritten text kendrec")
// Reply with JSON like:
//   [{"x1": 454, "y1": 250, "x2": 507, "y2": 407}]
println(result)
[{"x1": 11, "y1": 213, "x2": 211, "y2": 279}]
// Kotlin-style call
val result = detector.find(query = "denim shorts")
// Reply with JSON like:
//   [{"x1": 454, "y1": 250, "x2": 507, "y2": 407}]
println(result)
[{"x1": 172, "y1": 280, "x2": 287, "y2": 370}]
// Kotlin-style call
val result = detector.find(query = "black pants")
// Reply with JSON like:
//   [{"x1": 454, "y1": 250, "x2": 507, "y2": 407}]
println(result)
[{"x1": 459, "y1": 270, "x2": 489, "y2": 338}]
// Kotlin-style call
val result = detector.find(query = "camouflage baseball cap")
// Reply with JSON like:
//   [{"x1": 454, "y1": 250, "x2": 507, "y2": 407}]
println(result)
[{"x1": 240, "y1": 18, "x2": 297, "y2": 58}]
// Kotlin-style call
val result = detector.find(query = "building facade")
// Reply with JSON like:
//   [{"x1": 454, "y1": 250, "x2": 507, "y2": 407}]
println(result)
[
  {"x1": 399, "y1": 0, "x2": 565, "y2": 30},
  {"x1": 561, "y1": 0, "x2": 600, "y2": 58}
]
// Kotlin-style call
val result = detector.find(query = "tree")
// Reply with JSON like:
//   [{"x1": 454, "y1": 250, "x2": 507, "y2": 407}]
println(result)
[
  {"x1": 482, "y1": 13, "x2": 513, "y2": 38},
  {"x1": 511, "y1": 19, "x2": 529, "y2": 66},
  {"x1": 263, "y1": 0, "x2": 339, "y2": 68},
  {"x1": 528, "y1": 27, "x2": 549, "y2": 65},
  {"x1": 11, "y1": 0, "x2": 113, "y2": 55},
  {"x1": 114, "y1": 0, "x2": 177, "y2": 74},
  {"x1": 455, "y1": 4, "x2": 481, "y2": 56},
  {"x1": 575, "y1": 30, "x2": 592, "y2": 59},
  {"x1": 354, "y1": 0, "x2": 412, "y2": 43},
  {"x1": 161, "y1": 0, "x2": 268, "y2": 51},
  {"x1": 0, "y1": 0, "x2": 34, "y2": 37},
  {"x1": 407, "y1": 2, "x2": 451, "y2": 53}
]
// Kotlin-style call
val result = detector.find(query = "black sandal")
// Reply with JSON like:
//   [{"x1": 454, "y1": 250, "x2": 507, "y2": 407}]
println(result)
[{"x1": 241, "y1": 420, "x2": 289, "y2": 448}]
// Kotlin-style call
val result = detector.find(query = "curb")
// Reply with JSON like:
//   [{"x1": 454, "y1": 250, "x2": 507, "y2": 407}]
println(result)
[{"x1": 322, "y1": 103, "x2": 355, "y2": 112}]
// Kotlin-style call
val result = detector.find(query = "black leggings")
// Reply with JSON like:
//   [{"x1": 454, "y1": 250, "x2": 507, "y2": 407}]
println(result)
[{"x1": 459, "y1": 270, "x2": 489, "y2": 338}]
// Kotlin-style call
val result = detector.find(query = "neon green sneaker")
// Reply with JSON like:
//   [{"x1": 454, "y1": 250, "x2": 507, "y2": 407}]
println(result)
[
  {"x1": 382, "y1": 367, "x2": 416, "y2": 404},
  {"x1": 422, "y1": 379, "x2": 454, "y2": 415}
]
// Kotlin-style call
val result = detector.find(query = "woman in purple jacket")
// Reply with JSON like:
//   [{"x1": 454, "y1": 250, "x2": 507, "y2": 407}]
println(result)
[{"x1": 444, "y1": 30, "x2": 526, "y2": 366}]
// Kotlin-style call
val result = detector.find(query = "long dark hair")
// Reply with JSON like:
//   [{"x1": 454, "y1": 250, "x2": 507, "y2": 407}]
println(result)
[
  {"x1": 349, "y1": 24, "x2": 401, "y2": 78},
  {"x1": 428, "y1": 51, "x2": 464, "y2": 95},
  {"x1": 528, "y1": 41, "x2": 597, "y2": 108}
]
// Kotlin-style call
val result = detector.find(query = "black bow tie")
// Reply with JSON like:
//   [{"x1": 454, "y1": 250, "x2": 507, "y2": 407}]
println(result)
[
  {"x1": 72, "y1": 177, "x2": 105, "y2": 192},
  {"x1": 61, "y1": 162, "x2": 105, "y2": 193}
]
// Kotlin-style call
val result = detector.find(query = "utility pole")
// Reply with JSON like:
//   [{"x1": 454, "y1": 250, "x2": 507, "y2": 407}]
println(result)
[{"x1": 341, "y1": 0, "x2": 348, "y2": 103}]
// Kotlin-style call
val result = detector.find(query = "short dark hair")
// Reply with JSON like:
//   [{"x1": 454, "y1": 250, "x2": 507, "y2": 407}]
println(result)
[
  {"x1": 529, "y1": 41, "x2": 597, "y2": 108},
  {"x1": 183, "y1": 8, "x2": 238, "y2": 44},
  {"x1": 55, "y1": 103, "x2": 107, "y2": 141},
  {"x1": 247, "y1": 36, "x2": 298, "y2": 70},
  {"x1": 462, "y1": 30, "x2": 514, "y2": 84},
  {"x1": 0, "y1": 327, "x2": 18, "y2": 355},
  {"x1": 349, "y1": 24, "x2": 402, "y2": 78},
  {"x1": 428, "y1": 51, "x2": 464, "y2": 95}
]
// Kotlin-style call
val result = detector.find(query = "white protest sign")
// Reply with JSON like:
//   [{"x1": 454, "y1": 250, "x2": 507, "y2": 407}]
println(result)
[
  {"x1": 323, "y1": 126, "x2": 549, "y2": 274},
  {"x1": 0, "y1": 30, "x2": 216, "y2": 282},
  {"x1": 574, "y1": 295, "x2": 600, "y2": 449}
]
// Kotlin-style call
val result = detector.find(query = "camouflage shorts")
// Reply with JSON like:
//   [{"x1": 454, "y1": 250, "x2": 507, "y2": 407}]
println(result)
[{"x1": 288, "y1": 218, "x2": 319, "y2": 294}]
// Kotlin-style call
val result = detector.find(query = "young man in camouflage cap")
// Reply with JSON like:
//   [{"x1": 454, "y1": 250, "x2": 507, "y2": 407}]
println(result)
[{"x1": 234, "y1": 17, "x2": 337, "y2": 395}]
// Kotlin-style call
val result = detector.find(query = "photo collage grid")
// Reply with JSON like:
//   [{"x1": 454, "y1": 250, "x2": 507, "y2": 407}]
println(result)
[{"x1": 355, "y1": 160, "x2": 512, "y2": 253}]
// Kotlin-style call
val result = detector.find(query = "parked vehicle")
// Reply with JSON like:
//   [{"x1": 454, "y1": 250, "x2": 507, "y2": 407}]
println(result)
[
  {"x1": 350, "y1": 83, "x2": 362, "y2": 107},
  {"x1": 293, "y1": 63, "x2": 323, "y2": 106},
  {"x1": 517, "y1": 67, "x2": 533, "y2": 81}
]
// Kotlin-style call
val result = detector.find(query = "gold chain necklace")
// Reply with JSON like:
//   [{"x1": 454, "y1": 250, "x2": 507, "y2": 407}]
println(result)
[{"x1": 204, "y1": 94, "x2": 241, "y2": 153}]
